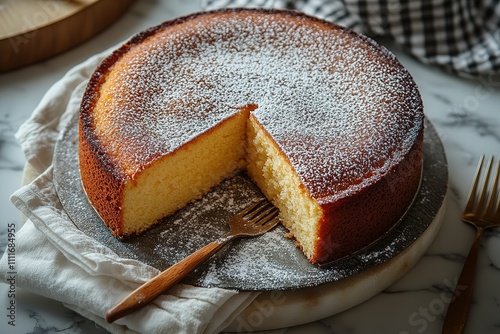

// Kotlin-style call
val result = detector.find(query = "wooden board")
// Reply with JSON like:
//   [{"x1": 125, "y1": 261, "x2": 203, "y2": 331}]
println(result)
[{"x1": 0, "y1": 0, "x2": 135, "y2": 72}]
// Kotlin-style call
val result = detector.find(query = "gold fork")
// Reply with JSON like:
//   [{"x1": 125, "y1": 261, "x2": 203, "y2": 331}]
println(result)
[
  {"x1": 105, "y1": 199, "x2": 280, "y2": 323},
  {"x1": 442, "y1": 155, "x2": 500, "y2": 334}
]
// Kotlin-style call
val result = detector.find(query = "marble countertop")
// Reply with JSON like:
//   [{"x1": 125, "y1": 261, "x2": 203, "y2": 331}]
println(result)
[{"x1": 1, "y1": 1, "x2": 499, "y2": 333}]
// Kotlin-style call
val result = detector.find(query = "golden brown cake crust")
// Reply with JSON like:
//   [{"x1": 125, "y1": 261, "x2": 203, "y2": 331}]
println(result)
[
  {"x1": 79, "y1": 8, "x2": 424, "y2": 261},
  {"x1": 313, "y1": 133, "x2": 423, "y2": 262}
]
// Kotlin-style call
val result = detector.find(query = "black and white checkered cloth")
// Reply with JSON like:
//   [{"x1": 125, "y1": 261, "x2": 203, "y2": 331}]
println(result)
[{"x1": 201, "y1": 0, "x2": 500, "y2": 77}]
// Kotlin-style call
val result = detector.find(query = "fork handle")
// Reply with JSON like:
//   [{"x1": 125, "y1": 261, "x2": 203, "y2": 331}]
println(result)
[
  {"x1": 105, "y1": 236, "x2": 232, "y2": 323},
  {"x1": 442, "y1": 227, "x2": 483, "y2": 334}
]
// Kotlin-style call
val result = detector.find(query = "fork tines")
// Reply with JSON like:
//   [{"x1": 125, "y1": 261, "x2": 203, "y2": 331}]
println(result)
[
  {"x1": 465, "y1": 155, "x2": 500, "y2": 219},
  {"x1": 243, "y1": 199, "x2": 279, "y2": 223}
]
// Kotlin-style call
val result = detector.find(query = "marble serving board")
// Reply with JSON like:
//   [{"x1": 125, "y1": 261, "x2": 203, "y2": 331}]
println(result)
[{"x1": 52, "y1": 112, "x2": 447, "y2": 291}]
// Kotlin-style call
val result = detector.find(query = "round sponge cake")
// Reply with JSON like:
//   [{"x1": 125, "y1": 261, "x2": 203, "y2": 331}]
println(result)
[{"x1": 79, "y1": 9, "x2": 424, "y2": 264}]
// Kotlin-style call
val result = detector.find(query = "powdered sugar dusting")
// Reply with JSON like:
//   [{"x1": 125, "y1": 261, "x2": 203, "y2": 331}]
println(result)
[{"x1": 94, "y1": 10, "x2": 422, "y2": 201}]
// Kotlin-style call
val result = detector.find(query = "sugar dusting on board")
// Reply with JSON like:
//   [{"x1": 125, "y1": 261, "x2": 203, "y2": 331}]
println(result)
[
  {"x1": 145, "y1": 169, "x2": 341, "y2": 288},
  {"x1": 152, "y1": 174, "x2": 260, "y2": 263},
  {"x1": 143, "y1": 171, "x2": 336, "y2": 290},
  {"x1": 93, "y1": 10, "x2": 423, "y2": 201}
]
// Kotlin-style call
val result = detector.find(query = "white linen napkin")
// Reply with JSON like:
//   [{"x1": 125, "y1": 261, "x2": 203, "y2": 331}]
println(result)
[{"x1": 0, "y1": 48, "x2": 259, "y2": 334}]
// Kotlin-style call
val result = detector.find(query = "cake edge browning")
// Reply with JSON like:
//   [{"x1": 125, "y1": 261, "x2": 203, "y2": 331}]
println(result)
[
  {"x1": 312, "y1": 127, "x2": 424, "y2": 264},
  {"x1": 78, "y1": 119, "x2": 126, "y2": 236}
]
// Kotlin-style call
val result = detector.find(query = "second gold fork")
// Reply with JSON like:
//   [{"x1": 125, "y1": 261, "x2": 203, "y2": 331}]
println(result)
[{"x1": 442, "y1": 155, "x2": 500, "y2": 334}]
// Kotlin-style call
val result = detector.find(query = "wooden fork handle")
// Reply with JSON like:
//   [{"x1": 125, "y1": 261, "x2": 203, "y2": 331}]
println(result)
[
  {"x1": 442, "y1": 227, "x2": 483, "y2": 334},
  {"x1": 105, "y1": 237, "x2": 230, "y2": 323}
]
